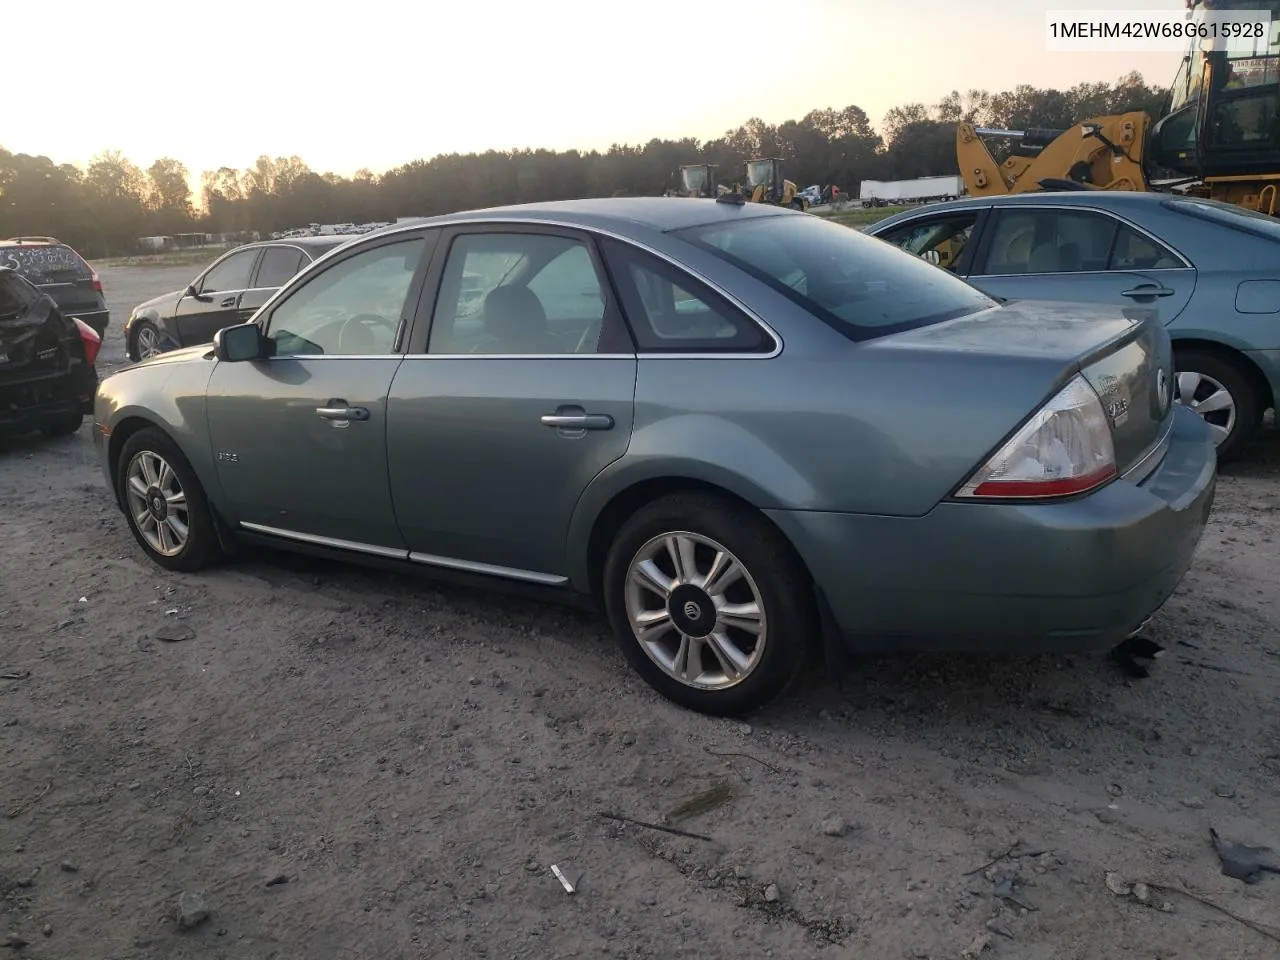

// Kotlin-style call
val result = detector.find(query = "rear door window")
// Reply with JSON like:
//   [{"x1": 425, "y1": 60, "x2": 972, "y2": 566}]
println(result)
[
  {"x1": 677, "y1": 214, "x2": 996, "y2": 341},
  {"x1": 254, "y1": 246, "x2": 306, "y2": 288}
]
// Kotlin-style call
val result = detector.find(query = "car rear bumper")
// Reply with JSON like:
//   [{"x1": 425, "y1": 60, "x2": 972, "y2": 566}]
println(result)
[
  {"x1": 766, "y1": 405, "x2": 1217, "y2": 655},
  {"x1": 0, "y1": 367, "x2": 97, "y2": 437}
]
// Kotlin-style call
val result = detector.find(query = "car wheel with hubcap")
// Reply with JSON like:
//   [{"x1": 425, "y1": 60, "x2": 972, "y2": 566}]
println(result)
[
  {"x1": 1173, "y1": 348, "x2": 1260, "y2": 463},
  {"x1": 603, "y1": 492, "x2": 817, "y2": 716},
  {"x1": 117, "y1": 427, "x2": 221, "y2": 572},
  {"x1": 130, "y1": 320, "x2": 164, "y2": 361}
]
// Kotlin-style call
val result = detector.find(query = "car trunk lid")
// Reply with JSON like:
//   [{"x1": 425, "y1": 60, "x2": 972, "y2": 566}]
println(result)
[{"x1": 873, "y1": 299, "x2": 1174, "y2": 477}]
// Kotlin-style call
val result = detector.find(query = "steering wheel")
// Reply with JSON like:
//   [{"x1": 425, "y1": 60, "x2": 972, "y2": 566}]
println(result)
[{"x1": 337, "y1": 313, "x2": 397, "y2": 353}]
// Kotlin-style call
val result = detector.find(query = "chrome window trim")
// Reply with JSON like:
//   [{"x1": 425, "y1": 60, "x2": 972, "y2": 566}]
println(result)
[
  {"x1": 347, "y1": 216, "x2": 785, "y2": 360},
  {"x1": 408, "y1": 551, "x2": 568, "y2": 585},
  {"x1": 970, "y1": 202, "x2": 1194, "y2": 275}
]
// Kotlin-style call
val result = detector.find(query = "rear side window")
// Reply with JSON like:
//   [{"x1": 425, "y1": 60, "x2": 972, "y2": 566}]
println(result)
[
  {"x1": 600, "y1": 238, "x2": 769, "y2": 353},
  {"x1": 254, "y1": 246, "x2": 305, "y2": 288},
  {"x1": 0, "y1": 244, "x2": 92, "y2": 284},
  {"x1": 981, "y1": 210, "x2": 1118, "y2": 274},
  {"x1": 677, "y1": 214, "x2": 995, "y2": 340}
]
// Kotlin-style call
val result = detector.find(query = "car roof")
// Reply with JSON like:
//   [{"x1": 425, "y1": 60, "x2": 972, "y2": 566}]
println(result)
[
  {"x1": 385, "y1": 197, "x2": 792, "y2": 235},
  {"x1": 866, "y1": 189, "x2": 1182, "y2": 226},
  {"x1": 0, "y1": 238, "x2": 75, "y2": 248}
]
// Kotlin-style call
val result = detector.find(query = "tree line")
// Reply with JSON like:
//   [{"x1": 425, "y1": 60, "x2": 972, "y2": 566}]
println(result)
[{"x1": 0, "y1": 72, "x2": 1165, "y2": 258}]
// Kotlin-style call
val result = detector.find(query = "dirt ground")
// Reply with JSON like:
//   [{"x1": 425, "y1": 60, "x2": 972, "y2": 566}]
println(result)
[{"x1": 3, "y1": 263, "x2": 1280, "y2": 960}]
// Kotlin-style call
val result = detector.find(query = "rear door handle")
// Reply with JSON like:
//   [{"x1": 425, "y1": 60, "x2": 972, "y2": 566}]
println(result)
[
  {"x1": 540, "y1": 413, "x2": 614, "y2": 430},
  {"x1": 1121, "y1": 285, "x2": 1175, "y2": 299},
  {"x1": 316, "y1": 402, "x2": 370, "y2": 422}
]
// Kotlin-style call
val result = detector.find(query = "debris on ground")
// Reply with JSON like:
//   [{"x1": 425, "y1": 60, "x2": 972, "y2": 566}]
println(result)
[
  {"x1": 550, "y1": 863, "x2": 581, "y2": 894},
  {"x1": 665, "y1": 781, "x2": 734, "y2": 822},
  {"x1": 3, "y1": 933, "x2": 29, "y2": 949},
  {"x1": 961, "y1": 931, "x2": 991, "y2": 958},
  {"x1": 991, "y1": 868, "x2": 1037, "y2": 912},
  {"x1": 1210, "y1": 827, "x2": 1280, "y2": 884},
  {"x1": 59, "y1": 861, "x2": 77, "y2": 873},
  {"x1": 984, "y1": 918, "x2": 1014, "y2": 939},
  {"x1": 597, "y1": 811, "x2": 712, "y2": 842},
  {"x1": 820, "y1": 816, "x2": 850, "y2": 838},
  {"x1": 155, "y1": 626, "x2": 195, "y2": 643},
  {"x1": 763, "y1": 882, "x2": 780, "y2": 903},
  {"x1": 1105, "y1": 871, "x2": 1132, "y2": 896},
  {"x1": 1110, "y1": 635, "x2": 1165, "y2": 678},
  {"x1": 0, "y1": 671, "x2": 30, "y2": 681},
  {"x1": 176, "y1": 892, "x2": 209, "y2": 930},
  {"x1": 265, "y1": 873, "x2": 289, "y2": 887}
]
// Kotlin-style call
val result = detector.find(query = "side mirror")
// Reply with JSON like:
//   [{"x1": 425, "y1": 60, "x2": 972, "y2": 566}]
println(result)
[
  {"x1": 213, "y1": 323, "x2": 264, "y2": 362},
  {"x1": 185, "y1": 284, "x2": 198, "y2": 297}
]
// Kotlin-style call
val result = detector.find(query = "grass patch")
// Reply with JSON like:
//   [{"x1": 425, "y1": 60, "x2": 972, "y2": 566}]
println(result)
[
  {"x1": 812, "y1": 203, "x2": 912, "y2": 229},
  {"x1": 94, "y1": 246, "x2": 236, "y2": 269}
]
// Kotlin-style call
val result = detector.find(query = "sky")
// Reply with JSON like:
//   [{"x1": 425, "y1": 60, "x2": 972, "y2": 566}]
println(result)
[{"x1": 3, "y1": 0, "x2": 1187, "y2": 180}]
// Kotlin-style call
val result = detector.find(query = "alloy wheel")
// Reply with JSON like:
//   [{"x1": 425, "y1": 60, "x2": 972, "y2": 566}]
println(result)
[
  {"x1": 1174, "y1": 370, "x2": 1235, "y2": 446},
  {"x1": 125, "y1": 450, "x2": 190, "y2": 557},
  {"x1": 135, "y1": 324, "x2": 163, "y2": 359},
  {"x1": 623, "y1": 531, "x2": 768, "y2": 690}
]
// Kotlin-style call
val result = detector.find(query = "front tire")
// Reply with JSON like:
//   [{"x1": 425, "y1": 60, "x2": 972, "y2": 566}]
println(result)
[
  {"x1": 116, "y1": 427, "x2": 221, "y2": 572},
  {"x1": 602, "y1": 492, "x2": 817, "y2": 717},
  {"x1": 130, "y1": 320, "x2": 164, "y2": 362},
  {"x1": 1173, "y1": 348, "x2": 1260, "y2": 463}
]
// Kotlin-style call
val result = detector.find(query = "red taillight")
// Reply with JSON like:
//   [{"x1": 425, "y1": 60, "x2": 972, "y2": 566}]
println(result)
[
  {"x1": 91, "y1": 275, "x2": 103, "y2": 293},
  {"x1": 72, "y1": 317, "x2": 102, "y2": 366}
]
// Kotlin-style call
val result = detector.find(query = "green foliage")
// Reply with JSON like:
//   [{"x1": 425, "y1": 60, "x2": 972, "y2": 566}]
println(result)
[{"x1": 0, "y1": 73, "x2": 1163, "y2": 257}]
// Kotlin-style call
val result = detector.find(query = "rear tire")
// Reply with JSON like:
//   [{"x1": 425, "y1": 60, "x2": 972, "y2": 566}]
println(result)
[
  {"x1": 1173, "y1": 348, "x2": 1260, "y2": 463},
  {"x1": 41, "y1": 413, "x2": 83, "y2": 437},
  {"x1": 602, "y1": 492, "x2": 817, "y2": 717},
  {"x1": 116, "y1": 427, "x2": 221, "y2": 572}
]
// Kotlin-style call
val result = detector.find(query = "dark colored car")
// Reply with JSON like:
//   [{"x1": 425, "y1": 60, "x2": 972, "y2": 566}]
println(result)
[
  {"x1": 1, "y1": 266, "x2": 102, "y2": 439},
  {"x1": 123, "y1": 237, "x2": 351, "y2": 361},
  {"x1": 0, "y1": 237, "x2": 109, "y2": 337}
]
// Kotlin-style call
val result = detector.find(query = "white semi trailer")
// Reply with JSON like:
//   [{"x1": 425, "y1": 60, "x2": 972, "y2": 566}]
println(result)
[{"x1": 858, "y1": 175, "x2": 966, "y2": 207}]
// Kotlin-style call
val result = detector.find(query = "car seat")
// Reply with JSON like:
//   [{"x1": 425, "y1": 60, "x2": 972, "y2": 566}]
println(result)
[{"x1": 481, "y1": 286, "x2": 560, "y2": 354}]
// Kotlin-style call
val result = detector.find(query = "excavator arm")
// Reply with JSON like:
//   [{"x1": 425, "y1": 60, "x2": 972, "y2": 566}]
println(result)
[{"x1": 956, "y1": 112, "x2": 1151, "y2": 197}]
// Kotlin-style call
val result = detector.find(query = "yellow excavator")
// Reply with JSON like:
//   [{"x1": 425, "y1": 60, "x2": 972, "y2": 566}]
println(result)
[{"x1": 956, "y1": 0, "x2": 1280, "y2": 215}]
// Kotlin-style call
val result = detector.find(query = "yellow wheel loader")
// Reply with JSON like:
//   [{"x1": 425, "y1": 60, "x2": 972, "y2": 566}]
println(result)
[
  {"x1": 742, "y1": 158, "x2": 809, "y2": 210},
  {"x1": 956, "y1": 0, "x2": 1280, "y2": 215}
]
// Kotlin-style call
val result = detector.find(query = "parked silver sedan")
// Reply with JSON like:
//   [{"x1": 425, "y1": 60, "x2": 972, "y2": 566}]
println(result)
[{"x1": 93, "y1": 198, "x2": 1216, "y2": 716}]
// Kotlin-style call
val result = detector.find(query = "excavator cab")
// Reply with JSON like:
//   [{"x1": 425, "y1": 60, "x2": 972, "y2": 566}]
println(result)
[
  {"x1": 1148, "y1": 0, "x2": 1280, "y2": 210},
  {"x1": 678, "y1": 164, "x2": 719, "y2": 198}
]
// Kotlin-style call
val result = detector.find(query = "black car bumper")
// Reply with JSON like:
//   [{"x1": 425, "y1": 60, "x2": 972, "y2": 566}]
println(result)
[
  {"x1": 72, "y1": 309, "x2": 110, "y2": 337},
  {"x1": 0, "y1": 366, "x2": 97, "y2": 438}
]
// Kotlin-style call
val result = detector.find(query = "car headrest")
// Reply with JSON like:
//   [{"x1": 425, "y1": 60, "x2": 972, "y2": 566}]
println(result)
[{"x1": 483, "y1": 285, "x2": 546, "y2": 340}]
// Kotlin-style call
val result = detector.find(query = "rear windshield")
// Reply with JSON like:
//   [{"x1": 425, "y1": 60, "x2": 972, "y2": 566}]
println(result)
[
  {"x1": 0, "y1": 268, "x2": 39, "y2": 321},
  {"x1": 675, "y1": 213, "x2": 997, "y2": 340},
  {"x1": 0, "y1": 244, "x2": 93, "y2": 283},
  {"x1": 1162, "y1": 196, "x2": 1280, "y2": 243}
]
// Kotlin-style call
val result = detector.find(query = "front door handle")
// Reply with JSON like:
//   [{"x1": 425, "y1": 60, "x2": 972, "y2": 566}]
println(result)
[
  {"x1": 316, "y1": 402, "x2": 370, "y2": 422},
  {"x1": 1121, "y1": 285, "x2": 1175, "y2": 299},
  {"x1": 540, "y1": 413, "x2": 614, "y2": 430},
  {"x1": 220, "y1": 296, "x2": 238, "y2": 308}
]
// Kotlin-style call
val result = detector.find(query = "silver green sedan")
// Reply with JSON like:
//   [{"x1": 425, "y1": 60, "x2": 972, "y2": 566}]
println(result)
[{"x1": 93, "y1": 198, "x2": 1217, "y2": 716}]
